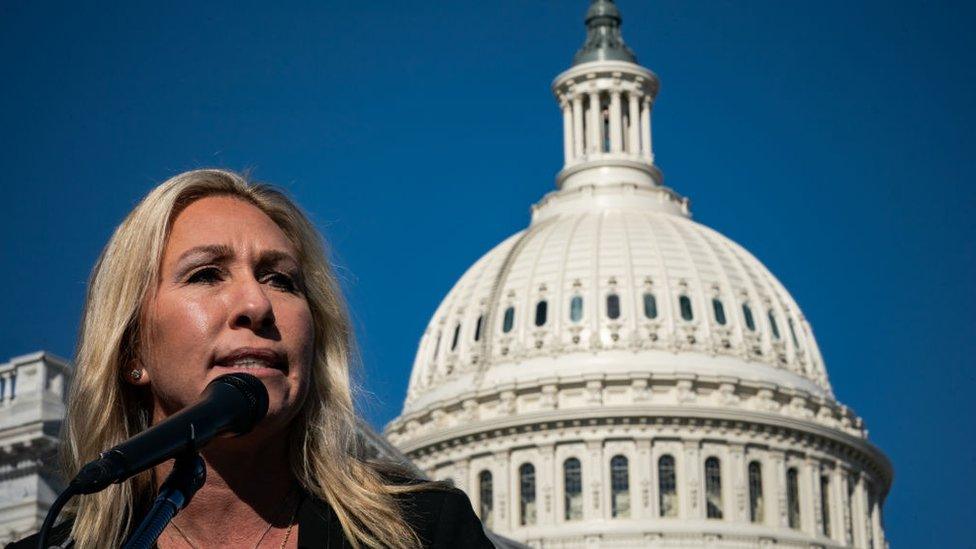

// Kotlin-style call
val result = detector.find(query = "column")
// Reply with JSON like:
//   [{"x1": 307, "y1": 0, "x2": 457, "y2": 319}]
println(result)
[
  {"x1": 588, "y1": 91, "x2": 601, "y2": 155},
  {"x1": 540, "y1": 444, "x2": 555, "y2": 526},
  {"x1": 838, "y1": 468, "x2": 855, "y2": 547},
  {"x1": 455, "y1": 457, "x2": 471, "y2": 494},
  {"x1": 852, "y1": 472, "x2": 867, "y2": 548},
  {"x1": 628, "y1": 92, "x2": 640, "y2": 155},
  {"x1": 585, "y1": 441, "x2": 603, "y2": 520},
  {"x1": 494, "y1": 451, "x2": 511, "y2": 530},
  {"x1": 635, "y1": 439, "x2": 652, "y2": 519},
  {"x1": 683, "y1": 441, "x2": 702, "y2": 519},
  {"x1": 640, "y1": 96, "x2": 653, "y2": 161},
  {"x1": 728, "y1": 444, "x2": 746, "y2": 523},
  {"x1": 806, "y1": 459, "x2": 821, "y2": 537},
  {"x1": 572, "y1": 95, "x2": 585, "y2": 159},
  {"x1": 872, "y1": 495, "x2": 886, "y2": 548},
  {"x1": 767, "y1": 449, "x2": 787, "y2": 528},
  {"x1": 561, "y1": 98, "x2": 573, "y2": 164},
  {"x1": 609, "y1": 90, "x2": 623, "y2": 152}
]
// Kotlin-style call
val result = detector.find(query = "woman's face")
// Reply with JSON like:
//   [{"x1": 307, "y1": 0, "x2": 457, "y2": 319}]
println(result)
[{"x1": 138, "y1": 195, "x2": 314, "y2": 439}]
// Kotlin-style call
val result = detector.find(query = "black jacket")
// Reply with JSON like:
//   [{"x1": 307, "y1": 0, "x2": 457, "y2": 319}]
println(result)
[{"x1": 9, "y1": 487, "x2": 494, "y2": 548}]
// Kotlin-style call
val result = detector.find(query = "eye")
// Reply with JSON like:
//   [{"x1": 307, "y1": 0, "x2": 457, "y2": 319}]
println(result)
[
  {"x1": 261, "y1": 271, "x2": 299, "y2": 293},
  {"x1": 186, "y1": 267, "x2": 223, "y2": 285}
]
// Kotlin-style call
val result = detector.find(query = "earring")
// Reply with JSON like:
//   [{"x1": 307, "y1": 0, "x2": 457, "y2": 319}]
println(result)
[{"x1": 128, "y1": 369, "x2": 143, "y2": 381}]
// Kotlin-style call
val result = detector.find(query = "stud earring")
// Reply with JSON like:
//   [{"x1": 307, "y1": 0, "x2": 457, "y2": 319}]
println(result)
[{"x1": 129, "y1": 369, "x2": 143, "y2": 381}]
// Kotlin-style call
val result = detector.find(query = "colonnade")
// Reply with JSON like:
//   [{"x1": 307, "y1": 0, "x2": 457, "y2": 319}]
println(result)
[{"x1": 559, "y1": 88, "x2": 654, "y2": 165}]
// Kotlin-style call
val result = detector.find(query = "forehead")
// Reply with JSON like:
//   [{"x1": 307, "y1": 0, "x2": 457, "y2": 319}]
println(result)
[{"x1": 163, "y1": 195, "x2": 296, "y2": 260}]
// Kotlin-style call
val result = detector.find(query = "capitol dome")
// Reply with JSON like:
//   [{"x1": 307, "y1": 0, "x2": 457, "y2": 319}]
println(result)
[{"x1": 387, "y1": 2, "x2": 891, "y2": 547}]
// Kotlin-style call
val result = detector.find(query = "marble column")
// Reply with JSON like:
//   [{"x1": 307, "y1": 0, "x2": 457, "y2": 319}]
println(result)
[
  {"x1": 561, "y1": 98, "x2": 573, "y2": 164},
  {"x1": 588, "y1": 91, "x2": 601, "y2": 155},
  {"x1": 572, "y1": 94, "x2": 584, "y2": 159},
  {"x1": 609, "y1": 90, "x2": 623, "y2": 152},
  {"x1": 628, "y1": 92, "x2": 641, "y2": 155}
]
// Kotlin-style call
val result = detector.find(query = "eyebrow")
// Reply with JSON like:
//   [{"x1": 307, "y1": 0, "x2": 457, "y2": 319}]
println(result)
[{"x1": 174, "y1": 245, "x2": 300, "y2": 270}]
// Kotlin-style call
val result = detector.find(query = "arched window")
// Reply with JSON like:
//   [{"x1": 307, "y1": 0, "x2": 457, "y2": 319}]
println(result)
[
  {"x1": 743, "y1": 303, "x2": 756, "y2": 331},
  {"x1": 704, "y1": 457, "x2": 723, "y2": 519},
  {"x1": 478, "y1": 470, "x2": 493, "y2": 526},
  {"x1": 570, "y1": 295, "x2": 583, "y2": 322},
  {"x1": 748, "y1": 461, "x2": 764, "y2": 523},
  {"x1": 787, "y1": 467, "x2": 801, "y2": 529},
  {"x1": 820, "y1": 474, "x2": 831, "y2": 536},
  {"x1": 768, "y1": 310, "x2": 781, "y2": 340},
  {"x1": 474, "y1": 315, "x2": 483, "y2": 342},
  {"x1": 433, "y1": 332, "x2": 442, "y2": 358},
  {"x1": 563, "y1": 458, "x2": 583, "y2": 521},
  {"x1": 643, "y1": 292, "x2": 658, "y2": 319},
  {"x1": 658, "y1": 455, "x2": 678, "y2": 517},
  {"x1": 535, "y1": 300, "x2": 548, "y2": 327},
  {"x1": 610, "y1": 455, "x2": 630, "y2": 518},
  {"x1": 606, "y1": 293, "x2": 621, "y2": 319},
  {"x1": 502, "y1": 306, "x2": 515, "y2": 333},
  {"x1": 450, "y1": 323, "x2": 461, "y2": 351},
  {"x1": 679, "y1": 295, "x2": 693, "y2": 321},
  {"x1": 788, "y1": 318, "x2": 800, "y2": 347},
  {"x1": 712, "y1": 298, "x2": 727, "y2": 325},
  {"x1": 519, "y1": 463, "x2": 537, "y2": 526}
]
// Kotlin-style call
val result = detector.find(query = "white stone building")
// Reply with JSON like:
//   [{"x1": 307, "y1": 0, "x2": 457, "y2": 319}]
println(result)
[
  {"x1": 0, "y1": 352, "x2": 71, "y2": 544},
  {"x1": 385, "y1": 1, "x2": 892, "y2": 547}
]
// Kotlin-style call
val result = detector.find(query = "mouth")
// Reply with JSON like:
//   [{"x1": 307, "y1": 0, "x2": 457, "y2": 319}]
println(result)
[{"x1": 213, "y1": 347, "x2": 288, "y2": 376}]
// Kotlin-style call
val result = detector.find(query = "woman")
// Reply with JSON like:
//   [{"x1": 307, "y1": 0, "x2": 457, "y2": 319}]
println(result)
[{"x1": 13, "y1": 170, "x2": 492, "y2": 548}]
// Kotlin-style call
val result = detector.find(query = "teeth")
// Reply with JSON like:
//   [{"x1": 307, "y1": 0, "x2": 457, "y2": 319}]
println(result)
[{"x1": 222, "y1": 358, "x2": 274, "y2": 368}]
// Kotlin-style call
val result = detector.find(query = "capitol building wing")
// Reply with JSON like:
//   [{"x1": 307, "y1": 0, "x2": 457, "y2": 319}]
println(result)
[{"x1": 385, "y1": 1, "x2": 892, "y2": 547}]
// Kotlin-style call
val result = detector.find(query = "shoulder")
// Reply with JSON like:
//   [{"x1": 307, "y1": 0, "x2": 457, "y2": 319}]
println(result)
[{"x1": 393, "y1": 486, "x2": 494, "y2": 549}]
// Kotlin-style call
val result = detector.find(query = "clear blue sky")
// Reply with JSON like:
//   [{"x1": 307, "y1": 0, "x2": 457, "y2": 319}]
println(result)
[{"x1": 1, "y1": 1, "x2": 973, "y2": 545}]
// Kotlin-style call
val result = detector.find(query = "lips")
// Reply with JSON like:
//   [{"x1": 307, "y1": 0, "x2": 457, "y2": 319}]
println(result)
[{"x1": 213, "y1": 347, "x2": 287, "y2": 373}]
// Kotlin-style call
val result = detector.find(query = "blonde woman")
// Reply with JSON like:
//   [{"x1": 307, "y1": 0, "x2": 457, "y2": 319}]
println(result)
[{"x1": 12, "y1": 170, "x2": 492, "y2": 548}]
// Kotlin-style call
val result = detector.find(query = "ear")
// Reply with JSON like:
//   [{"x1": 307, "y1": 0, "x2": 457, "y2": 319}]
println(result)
[{"x1": 123, "y1": 362, "x2": 151, "y2": 386}]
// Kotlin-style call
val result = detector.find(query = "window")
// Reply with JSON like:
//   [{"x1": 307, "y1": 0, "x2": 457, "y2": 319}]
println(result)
[
  {"x1": 474, "y1": 315, "x2": 483, "y2": 342},
  {"x1": 479, "y1": 471, "x2": 493, "y2": 526},
  {"x1": 679, "y1": 295, "x2": 693, "y2": 321},
  {"x1": 768, "y1": 310, "x2": 781, "y2": 340},
  {"x1": 658, "y1": 455, "x2": 678, "y2": 517},
  {"x1": 787, "y1": 467, "x2": 801, "y2": 529},
  {"x1": 712, "y1": 298, "x2": 727, "y2": 325},
  {"x1": 564, "y1": 458, "x2": 583, "y2": 521},
  {"x1": 705, "y1": 457, "x2": 723, "y2": 519},
  {"x1": 433, "y1": 332, "x2": 442, "y2": 358},
  {"x1": 570, "y1": 296, "x2": 583, "y2": 322},
  {"x1": 606, "y1": 293, "x2": 621, "y2": 320},
  {"x1": 610, "y1": 455, "x2": 630, "y2": 518},
  {"x1": 788, "y1": 318, "x2": 800, "y2": 347},
  {"x1": 743, "y1": 304, "x2": 756, "y2": 331},
  {"x1": 519, "y1": 463, "x2": 537, "y2": 526},
  {"x1": 643, "y1": 292, "x2": 657, "y2": 319},
  {"x1": 748, "y1": 461, "x2": 764, "y2": 523},
  {"x1": 820, "y1": 474, "x2": 831, "y2": 536},
  {"x1": 535, "y1": 300, "x2": 548, "y2": 327},
  {"x1": 451, "y1": 323, "x2": 461, "y2": 351},
  {"x1": 503, "y1": 306, "x2": 515, "y2": 333}
]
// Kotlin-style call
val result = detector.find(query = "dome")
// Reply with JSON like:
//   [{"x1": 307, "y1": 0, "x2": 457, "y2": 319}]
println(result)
[
  {"x1": 388, "y1": 3, "x2": 890, "y2": 547},
  {"x1": 403, "y1": 183, "x2": 831, "y2": 414}
]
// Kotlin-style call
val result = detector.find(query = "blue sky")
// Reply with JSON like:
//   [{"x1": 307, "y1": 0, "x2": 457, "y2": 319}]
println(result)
[{"x1": 1, "y1": 1, "x2": 973, "y2": 545}]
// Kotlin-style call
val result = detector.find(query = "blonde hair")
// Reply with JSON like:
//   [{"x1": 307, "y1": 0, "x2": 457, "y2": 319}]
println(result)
[{"x1": 63, "y1": 169, "x2": 425, "y2": 548}]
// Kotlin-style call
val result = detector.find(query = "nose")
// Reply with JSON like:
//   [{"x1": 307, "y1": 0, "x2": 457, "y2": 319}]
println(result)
[{"x1": 228, "y1": 277, "x2": 276, "y2": 333}]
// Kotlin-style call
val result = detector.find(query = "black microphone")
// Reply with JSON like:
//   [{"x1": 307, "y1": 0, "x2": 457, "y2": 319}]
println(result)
[{"x1": 69, "y1": 372, "x2": 269, "y2": 495}]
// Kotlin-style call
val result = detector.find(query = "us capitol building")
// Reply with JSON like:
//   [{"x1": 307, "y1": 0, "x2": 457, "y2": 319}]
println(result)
[
  {"x1": 0, "y1": 1, "x2": 891, "y2": 547},
  {"x1": 384, "y1": 1, "x2": 892, "y2": 547}
]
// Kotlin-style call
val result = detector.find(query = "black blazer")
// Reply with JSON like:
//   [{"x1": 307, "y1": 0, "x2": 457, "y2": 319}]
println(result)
[{"x1": 9, "y1": 487, "x2": 494, "y2": 548}]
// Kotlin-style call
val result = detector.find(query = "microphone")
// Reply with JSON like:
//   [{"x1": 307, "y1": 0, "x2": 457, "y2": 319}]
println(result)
[{"x1": 69, "y1": 372, "x2": 269, "y2": 495}]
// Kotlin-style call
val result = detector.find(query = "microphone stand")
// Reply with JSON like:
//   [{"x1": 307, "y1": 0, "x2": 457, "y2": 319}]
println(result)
[{"x1": 122, "y1": 452, "x2": 206, "y2": 549}]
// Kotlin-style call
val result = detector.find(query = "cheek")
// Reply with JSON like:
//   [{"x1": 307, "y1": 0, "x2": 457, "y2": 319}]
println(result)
[{"x1": 146, "y1": 296, "x2": 224, "y2": 371}]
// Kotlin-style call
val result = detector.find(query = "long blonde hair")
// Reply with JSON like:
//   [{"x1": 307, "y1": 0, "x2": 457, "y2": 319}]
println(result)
[{"x1": 63, "y1": 169, "x2": 424, "y2": 548}]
